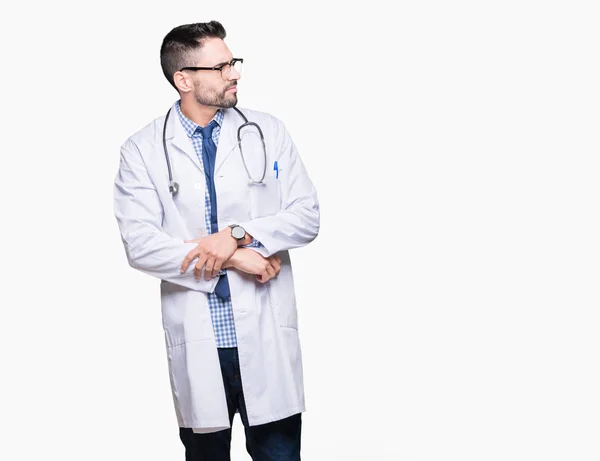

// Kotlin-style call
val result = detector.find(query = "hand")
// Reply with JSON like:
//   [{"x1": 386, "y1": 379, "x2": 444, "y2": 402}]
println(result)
[
  {"x1": 181, "y1": 228, "x2": 238, "y2": 280},
  {"x1": 226, "y1": 249, "x2": 281, "y2": 283}
]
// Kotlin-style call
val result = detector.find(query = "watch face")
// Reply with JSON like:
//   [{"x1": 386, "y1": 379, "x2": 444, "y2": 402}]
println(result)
[{"x1": 232, "y1": 226, "x2": 245, "y2": 239}]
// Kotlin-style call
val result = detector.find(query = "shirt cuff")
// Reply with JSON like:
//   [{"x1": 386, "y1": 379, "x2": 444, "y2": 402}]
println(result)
[{"x1": 242, "y1": 237, "x2": 263, "y2": 248}]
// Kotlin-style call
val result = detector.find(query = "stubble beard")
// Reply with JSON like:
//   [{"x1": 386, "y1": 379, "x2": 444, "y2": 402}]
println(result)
[{"x1": 195, "y1": 86, "x2": 237, "y2": 109}]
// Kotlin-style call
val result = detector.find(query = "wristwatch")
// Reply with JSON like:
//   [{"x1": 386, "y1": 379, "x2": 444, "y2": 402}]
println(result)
[{"x1": 228, "y1": 224, "x2": 246, "y2": 242}]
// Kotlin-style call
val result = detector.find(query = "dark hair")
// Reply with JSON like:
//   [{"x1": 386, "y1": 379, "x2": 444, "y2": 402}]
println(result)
[{"x1": 160, "y1": 21, "x2": 227, "y2": 90}]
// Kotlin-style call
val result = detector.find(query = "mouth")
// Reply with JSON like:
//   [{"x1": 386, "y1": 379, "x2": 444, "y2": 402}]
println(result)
[{"x1": 226, "y1": 86, "x2": 237, "y2": 93}]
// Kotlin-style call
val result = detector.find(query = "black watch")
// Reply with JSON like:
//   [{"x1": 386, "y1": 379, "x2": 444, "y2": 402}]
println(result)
[{"x1": 228, "y1": 224, "x2": 246, "y2": 242}]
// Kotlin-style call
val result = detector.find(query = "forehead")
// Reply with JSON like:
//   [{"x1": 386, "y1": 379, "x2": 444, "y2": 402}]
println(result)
[{"x1": 195, "y1": 37, "x2": 232, "y2": 65}]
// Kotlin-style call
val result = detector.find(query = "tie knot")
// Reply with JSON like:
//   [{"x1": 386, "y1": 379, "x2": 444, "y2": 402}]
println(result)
[{"x1": 200, "y1": 120, "x2": 216, "y2": 140}]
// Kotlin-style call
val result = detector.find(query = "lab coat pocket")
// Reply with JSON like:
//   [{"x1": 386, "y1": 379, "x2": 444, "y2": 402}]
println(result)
[{"x1": 248, "y1": 175, "x2": 281, "y2": 219}]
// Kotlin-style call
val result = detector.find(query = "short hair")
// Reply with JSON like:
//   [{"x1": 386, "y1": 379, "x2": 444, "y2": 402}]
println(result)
[{"x1": 160, "y1": 21, "x2": 227, "y2": 90}]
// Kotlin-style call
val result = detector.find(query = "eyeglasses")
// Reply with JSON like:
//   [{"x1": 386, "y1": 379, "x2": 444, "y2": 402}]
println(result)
[{"x1": 179, "y1": 58, "x2": 243, "y2": 79}]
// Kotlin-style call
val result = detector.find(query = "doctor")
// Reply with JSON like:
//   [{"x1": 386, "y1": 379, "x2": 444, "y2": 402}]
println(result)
[{"x1": 113, "y1": 20, "x2": 319, "y2": 461}]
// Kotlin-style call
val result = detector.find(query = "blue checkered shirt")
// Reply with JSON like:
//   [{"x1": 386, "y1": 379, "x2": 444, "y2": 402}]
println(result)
[{"x1": 175, "y1": 100, "x2": 262, "y2": 348}]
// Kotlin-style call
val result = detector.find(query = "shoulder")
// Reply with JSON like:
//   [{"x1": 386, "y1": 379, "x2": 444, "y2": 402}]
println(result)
[{"x1": 121, "y1": 113, "x2": 165, "y2": 150}]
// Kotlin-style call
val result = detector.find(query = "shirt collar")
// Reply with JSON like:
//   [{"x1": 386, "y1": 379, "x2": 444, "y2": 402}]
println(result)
[{"x1": 175, "y1": 99, "x2": 224, "y2": 138}]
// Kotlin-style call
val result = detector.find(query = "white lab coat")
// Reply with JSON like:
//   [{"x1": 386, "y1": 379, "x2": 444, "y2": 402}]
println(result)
[{"x1": 113, "y1": 102, "x2": 319, "y2": 433}]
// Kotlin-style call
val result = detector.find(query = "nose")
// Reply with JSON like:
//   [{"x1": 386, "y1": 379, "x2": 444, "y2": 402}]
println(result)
[{"x1": 229, "y1": 67, "x2": 241, "y2": 81}]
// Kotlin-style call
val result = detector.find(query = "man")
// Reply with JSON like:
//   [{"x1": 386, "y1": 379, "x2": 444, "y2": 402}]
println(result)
[{"x1": 113, "y1": 21, "x2": 319, "y2": 460}]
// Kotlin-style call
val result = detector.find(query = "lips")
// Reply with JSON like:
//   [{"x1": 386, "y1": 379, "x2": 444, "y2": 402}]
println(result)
[{"x1": 226, "y1": 86, "x2": 237, "y2": 92}]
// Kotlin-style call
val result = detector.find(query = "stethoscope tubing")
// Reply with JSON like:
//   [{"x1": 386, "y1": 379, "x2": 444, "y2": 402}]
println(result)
[{"x1": 163, "y1": 106, "x2": 267, "y2": 196}]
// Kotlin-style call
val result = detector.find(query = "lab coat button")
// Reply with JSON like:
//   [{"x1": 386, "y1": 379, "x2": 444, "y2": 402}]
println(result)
[{"x1": 194, "y1": 183, "x2": 203, "y2": 190}]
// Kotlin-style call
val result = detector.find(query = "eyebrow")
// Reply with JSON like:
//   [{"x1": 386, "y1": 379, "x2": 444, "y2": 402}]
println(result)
[{"x1": 213, "y1": 58, "x2": 232, "y2": 67}]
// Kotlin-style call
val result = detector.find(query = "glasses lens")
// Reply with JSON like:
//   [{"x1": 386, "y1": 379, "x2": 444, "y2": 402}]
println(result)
[
  {"x1": 233, "y1": 60, "x2": 243, "y2": 74},
  {"x1": 221, "y1": 60, "x2": 243, "y2": 78}
]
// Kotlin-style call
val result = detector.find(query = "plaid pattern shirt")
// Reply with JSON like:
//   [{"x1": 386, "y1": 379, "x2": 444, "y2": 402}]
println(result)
[{"x1": 175, "y1": 100, "x2": 262, "y2": 348}]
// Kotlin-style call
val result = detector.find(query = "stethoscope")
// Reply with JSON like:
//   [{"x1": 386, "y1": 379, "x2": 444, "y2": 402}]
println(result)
[{"x1": 162, "y1": 106, "x2": 267, "y2": 197}]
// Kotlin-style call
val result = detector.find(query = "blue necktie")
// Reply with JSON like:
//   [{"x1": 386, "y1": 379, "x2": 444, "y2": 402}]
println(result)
[{"x1": 201, "y1": 121, "x2": 230, "y2": 300}]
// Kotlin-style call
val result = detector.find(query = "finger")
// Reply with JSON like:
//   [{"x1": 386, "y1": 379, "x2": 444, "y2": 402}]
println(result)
[
  {"x1": 256, "y1": 262, "x2": 270, "y2": 283},
  {"x1": 210, "y1": 248, "x2": 227, "y2": 277},
  {"x1": 181, "y1": 249, "x2": 200, "y2": 273},
  {"x1": 212, "y1": 260, "x2": 223, "y2": 277},
  {"x1": 268, "y1": 256, "x2": 281, "y2": 276},
  {"x1": 271, "y1": 255, "x2": 281, "y2": 269},
  {"x1": 264, "y1": 263, "x2": 276, "y2": 282},
  {"x1": 204, "y1": 258, "x2": 216, "y2": 281},
  {"x1": 194, "y1": 254, "x2": 208, "y2": 280}
]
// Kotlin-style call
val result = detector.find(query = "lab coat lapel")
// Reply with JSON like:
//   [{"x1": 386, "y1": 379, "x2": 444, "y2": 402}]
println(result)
[
  {"x1": 214, "y1": 108, "x2": 238, "y2": 175},
  {"x1": 164, "y1": 105, "x2": 204, "y2": 175}
]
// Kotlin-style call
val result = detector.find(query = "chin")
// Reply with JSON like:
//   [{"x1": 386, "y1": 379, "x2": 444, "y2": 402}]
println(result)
[{"x1": 220, "y1": 95, "x2": 238, "y2": 109}]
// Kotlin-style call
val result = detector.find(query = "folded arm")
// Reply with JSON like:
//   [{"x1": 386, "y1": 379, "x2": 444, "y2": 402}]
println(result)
[
  {"x1": 223, "y1": 248, "x2": 281, "y2": 283},
  {"x1": 238, "y1": 118, "x2": 320, "y2": 257},
  {"x1": 178, "y1": 117, "x2": 319, "y2": 276},
  {"x1": 113, "y1": 139, "x2": 219, "y2": 292}
]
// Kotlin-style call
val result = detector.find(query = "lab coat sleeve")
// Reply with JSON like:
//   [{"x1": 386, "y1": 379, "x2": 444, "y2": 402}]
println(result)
[
  {"x1": 113, "y1": 138, "x2": 219, "y2": 293},
  {"x1": 238, "y1": 118, "x2": 320, "y2": 257}
]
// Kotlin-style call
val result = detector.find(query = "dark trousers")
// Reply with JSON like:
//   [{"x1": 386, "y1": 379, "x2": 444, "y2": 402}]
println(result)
[{"x1": 179, "y1": 347, "x2": 302, "y2": 460}]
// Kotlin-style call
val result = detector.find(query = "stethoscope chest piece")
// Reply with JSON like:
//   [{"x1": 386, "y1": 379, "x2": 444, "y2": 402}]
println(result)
[{"x1": 169, "y1": 181, "x2": 180, "y2": 197}]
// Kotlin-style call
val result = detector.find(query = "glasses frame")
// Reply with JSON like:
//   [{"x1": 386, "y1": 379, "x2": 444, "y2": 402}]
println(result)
[{"x1": 179, "y1": 58, "x2": 243, "y2": 78}]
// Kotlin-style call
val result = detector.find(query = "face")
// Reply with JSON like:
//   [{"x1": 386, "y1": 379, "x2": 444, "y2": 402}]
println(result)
[{"x1": 179, "y1": 37, "x2": 240, "y2": 109}]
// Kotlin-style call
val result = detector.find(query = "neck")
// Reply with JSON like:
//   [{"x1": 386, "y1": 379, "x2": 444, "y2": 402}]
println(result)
[{"x1": 180, "y1": 98, "x2": 219, "y2": 127}]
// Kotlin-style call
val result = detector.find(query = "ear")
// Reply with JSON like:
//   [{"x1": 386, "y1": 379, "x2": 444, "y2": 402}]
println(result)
[{"x1": 173, "y1": 71, "x2": 193, "y2": 94}]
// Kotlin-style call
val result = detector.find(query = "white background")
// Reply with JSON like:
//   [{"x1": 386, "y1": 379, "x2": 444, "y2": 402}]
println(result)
[{"x1": 1, "y1": 1, "x2": 599, "y2": 460}]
